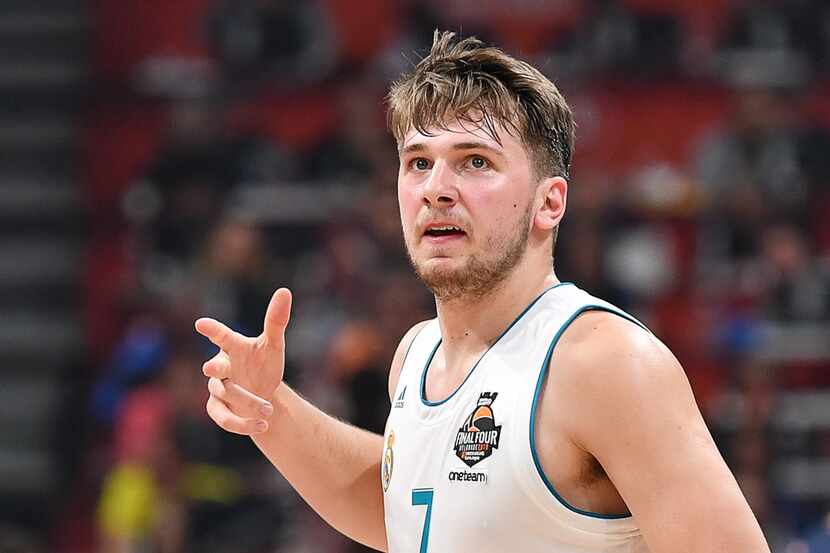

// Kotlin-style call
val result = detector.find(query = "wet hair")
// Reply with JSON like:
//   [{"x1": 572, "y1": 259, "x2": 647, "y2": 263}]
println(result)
[{"x1": 387, "y1": 30, "x2": 575, "y2": 180}]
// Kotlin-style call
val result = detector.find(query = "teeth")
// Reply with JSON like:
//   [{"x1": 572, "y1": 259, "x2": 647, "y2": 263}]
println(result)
[{"x1": 431, "y1": 226, "x2": 461, "y2": 231}]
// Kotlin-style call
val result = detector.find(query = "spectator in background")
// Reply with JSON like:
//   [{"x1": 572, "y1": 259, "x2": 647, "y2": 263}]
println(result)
[
  {"x1": 207, "y1": 0, "x2": 337, "y2": 87},
  {"x1": 131, "y1": 99, "x2": 298, "y2": 261},
  {"x1": 192, "y1": 217, "x2": 276, "y2": 338},
  {"x1": 692, "y1": 49, "x2": 830, "y2": 303},
  {"x1": 759, "y1": 223, "x2": 830, "y2": 322},
  {"x1": 90, "y1": 300, "x2": 170, "y2": 429},
  {"x1": 0, "y1": 525, "x2": 45, "y2": 553},
  {"x1": 553, "y1": 176, "x2": 628, "y2": 307},
  {"x1": 132, "y1": 99, "x2": 229, "y2": 260},
  {"x1": 553, "y1": 0, "x2": 684, "y2": 78},
  {"x1": 693, "y1": 54, "x2": 829, "y2": 218},
  {"x1": 720, "y1": 0, "x2": 830, "y2": 74},
  {"x1": 799, "y1": 511, "x2": 830, "y2": 551},
  {"x1": 96, "y1": 374, "x2": 183, "y2": 553},
  {"x1": 97, "y1": 345, "x2": 283, "y2": 553},
  {"x1": 303, "y1": 80, "x2": 397, "y2": 184},
  {"x1": 325, "y1": 318, "x2": 387, "y2": 433},
  {"x1": 695, "y1": 17, "x2": 830, "y2": 214}
]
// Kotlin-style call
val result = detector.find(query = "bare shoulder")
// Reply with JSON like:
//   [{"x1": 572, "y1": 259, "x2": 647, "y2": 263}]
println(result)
[
  {"x1": 547, "y1": 310, "x2": 698, "y2": 446},
  {"x1": 545, "y1": 312, "x2": 769, "y2": 551},
  {"x1": 552, "y1": 309, "x2": 685, "y2": 393},
  {"x1": 559, "y1": 308, "x2": 670, "y2": 358},
  {"x1": 388, "y1": 320, "x2": 432, "y2": 401}
]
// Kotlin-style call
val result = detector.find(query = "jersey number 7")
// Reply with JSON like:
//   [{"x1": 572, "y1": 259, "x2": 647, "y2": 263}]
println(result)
[{"x1": 411, "y1": 488, "x2": 434, "y2": 553}]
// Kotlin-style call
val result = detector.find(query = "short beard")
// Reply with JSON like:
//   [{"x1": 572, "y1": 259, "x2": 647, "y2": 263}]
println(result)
[{"x1": 407, "y1": 205, "x2": 532, "y2": 303}]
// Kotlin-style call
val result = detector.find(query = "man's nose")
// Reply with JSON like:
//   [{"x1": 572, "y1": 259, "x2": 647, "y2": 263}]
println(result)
[{"x1": 422, "y1": 161, "x2": 458, "y2": 207}]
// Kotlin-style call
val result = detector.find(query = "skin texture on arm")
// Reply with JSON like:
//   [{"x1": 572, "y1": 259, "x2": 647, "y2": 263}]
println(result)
[
  {"x1": 251, "y1": 383, "x2": 386, "y2": 549},
  {"x1": 546, "y1": 311, "x2": 770, "y2": 553},
  {"x1": 250, "y1": 320, "x2": 429, "y2": 551},
  {"x1": 197, "y1": 289, "x2": 430, "y2": 553}
]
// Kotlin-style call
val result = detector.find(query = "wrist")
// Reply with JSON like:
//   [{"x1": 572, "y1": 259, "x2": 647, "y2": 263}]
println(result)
[{"x1": 270, "y1": 382, "x2": 296, "y2": 419}]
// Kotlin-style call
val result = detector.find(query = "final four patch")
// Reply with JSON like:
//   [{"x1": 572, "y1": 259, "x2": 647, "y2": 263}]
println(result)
[{"x1": 454, "y1": 392, "x2": 502, "y2": 467}]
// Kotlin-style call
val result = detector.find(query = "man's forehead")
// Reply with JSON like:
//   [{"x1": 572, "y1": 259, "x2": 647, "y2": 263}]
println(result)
[{"x1": 399, "y1": 120, "x2": 518, "y2": 154}]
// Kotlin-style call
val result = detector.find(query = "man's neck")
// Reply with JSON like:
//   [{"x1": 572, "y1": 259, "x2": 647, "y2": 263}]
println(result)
[{"x1": 434, "y1": 261, "x2": 559, "y2": 370}]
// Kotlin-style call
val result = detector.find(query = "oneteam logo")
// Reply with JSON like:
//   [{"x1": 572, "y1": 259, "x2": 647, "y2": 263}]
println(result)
[{"x1": 448, "y1": 470, "x2": 487, "y2": 484}]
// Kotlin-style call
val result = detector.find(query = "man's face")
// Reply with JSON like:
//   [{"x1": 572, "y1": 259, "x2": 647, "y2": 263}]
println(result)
[{"x1": 397, "y1": 118, "x2": 537, "y2": 301}]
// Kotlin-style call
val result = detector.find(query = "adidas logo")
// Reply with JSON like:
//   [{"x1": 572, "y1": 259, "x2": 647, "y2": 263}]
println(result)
[{"x1": 394, "y1": 386, "x2": 406, "y2": 408}]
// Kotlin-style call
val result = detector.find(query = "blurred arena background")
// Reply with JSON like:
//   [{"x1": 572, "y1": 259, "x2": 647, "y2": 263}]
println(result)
[{"x1": 1, "y1": 0, "x2": 829, "y2": 551}]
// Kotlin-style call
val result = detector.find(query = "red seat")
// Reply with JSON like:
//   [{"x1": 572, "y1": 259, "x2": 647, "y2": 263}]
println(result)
[
  {"x1": 91, "y1": 0, "x2": 214, "y2": 82},
  {"x1": 573, "y1": 81, "x2": 729, "y2": 174}
]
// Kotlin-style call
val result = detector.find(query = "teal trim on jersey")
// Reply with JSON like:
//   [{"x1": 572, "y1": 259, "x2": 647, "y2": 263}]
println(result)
[
  {"x1": 391, "y1": 321, "x2": 431, "y2": 404},
  {"x1": 419, "y1": 281, "x2": 575, "y2": 407},
  {"x1": 529, "y1": 304, "x2": 649, "y2": 520},
  {"x1": 418, "y1": 340, "x2": 443, "y2": 405}
]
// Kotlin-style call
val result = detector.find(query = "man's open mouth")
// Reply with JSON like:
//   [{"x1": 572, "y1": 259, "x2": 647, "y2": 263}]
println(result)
[{"x1": 424, "y1": 225, "x2": 466, "y2": 238}]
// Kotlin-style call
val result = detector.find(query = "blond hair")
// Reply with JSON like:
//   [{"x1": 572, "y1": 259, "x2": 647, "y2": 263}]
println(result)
[{"x1": 387, "y1": 30, "x2": 574, "y2": 180}]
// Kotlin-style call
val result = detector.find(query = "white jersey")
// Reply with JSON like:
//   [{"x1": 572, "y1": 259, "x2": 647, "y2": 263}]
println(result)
[{"x1": 382, "y1": 282, "x2": 651, "y2": 553}]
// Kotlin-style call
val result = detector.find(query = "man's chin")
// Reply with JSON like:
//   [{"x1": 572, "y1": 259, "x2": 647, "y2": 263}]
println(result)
[
  {"x1": 422, "y1": 254, "x2": 461, "y2": 265},
  {"x1": 414, "y1": 261, "x2": 473, "y2": 297},
  {"x1": 416, "y1": 255, "x2": 464, "y2": 275}
]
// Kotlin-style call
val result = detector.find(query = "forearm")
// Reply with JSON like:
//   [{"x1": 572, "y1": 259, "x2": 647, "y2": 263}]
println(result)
[
  {"x1": 650, "y1": 513, "x2": 769, "y2": 553},
  {"x1": 253, "y1": 383, "x2": 387, "y2": 551}
]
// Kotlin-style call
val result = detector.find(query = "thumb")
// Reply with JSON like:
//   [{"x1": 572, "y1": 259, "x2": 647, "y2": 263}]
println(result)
[{"x1": 263, "y1": 288, "x2": 292, "y2": 346}]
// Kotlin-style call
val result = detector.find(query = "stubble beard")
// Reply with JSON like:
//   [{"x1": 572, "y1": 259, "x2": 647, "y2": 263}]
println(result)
[{"x1": 406, "y1": 204, "x2": 533, "y2": 303}]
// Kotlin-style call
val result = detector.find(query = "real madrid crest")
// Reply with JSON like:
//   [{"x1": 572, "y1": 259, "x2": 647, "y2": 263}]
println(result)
[{"x1": 382, "y1": 430, "x2": 394, "y2": 492}]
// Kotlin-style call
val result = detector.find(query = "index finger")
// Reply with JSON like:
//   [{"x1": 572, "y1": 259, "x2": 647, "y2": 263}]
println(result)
[{"x1": 195, "y1": 317, "x2": 245, "y2": 352}]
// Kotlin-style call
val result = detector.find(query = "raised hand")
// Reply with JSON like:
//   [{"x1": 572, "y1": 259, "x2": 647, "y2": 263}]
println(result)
[{"x1": 195, "y1": 288, "x2": 292, "y2": 434}]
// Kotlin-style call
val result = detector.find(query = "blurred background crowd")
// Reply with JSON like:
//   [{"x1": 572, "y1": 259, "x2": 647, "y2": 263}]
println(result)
[{"x1": 2, "y1": 0, "x2": 830, "y2": 552}]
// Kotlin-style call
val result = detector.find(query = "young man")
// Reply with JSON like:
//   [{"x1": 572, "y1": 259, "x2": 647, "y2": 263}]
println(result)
[{"x1": 196, "y1": 31, "x2": 770, "y2": 552}]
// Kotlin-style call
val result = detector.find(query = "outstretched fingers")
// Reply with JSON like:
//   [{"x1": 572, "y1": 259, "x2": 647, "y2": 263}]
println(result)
[
  {"x1": 207, "y1": 377, "x2": 273, "y2": 418},
  {"x1": 198, "y1": 290, "x2": 290, "y2": 435},
  {"x1": 195, "y1": 317, "x2": 247, "y2": 353},
  {"x1": 206, "y1": 394, "x2": 269, "y2": 435},
  {"x1": 202, "y1": 351, "x2": 230, "y2": 380}
]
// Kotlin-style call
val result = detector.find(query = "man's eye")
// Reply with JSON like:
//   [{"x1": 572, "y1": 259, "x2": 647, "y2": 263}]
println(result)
[
  {"x1": 469, "y1": 156, "x2": 488, "y2": 169},
  {"x1": 412, "y1": 158, "x2": 430, "y2": 170}
]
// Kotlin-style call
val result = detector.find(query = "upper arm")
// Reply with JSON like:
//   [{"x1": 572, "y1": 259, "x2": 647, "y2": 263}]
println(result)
[
  {"x1": 388, "y1": 320, "x2": 430, "y2": 402},
  {"x1": 554, "y1": 312, "x2": 769, "y2": 553}
]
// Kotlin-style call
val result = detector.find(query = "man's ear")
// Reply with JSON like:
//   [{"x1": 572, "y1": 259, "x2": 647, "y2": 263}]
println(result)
[{"x1": 534, "y1": 176, "x2": 567, "y2": 231}]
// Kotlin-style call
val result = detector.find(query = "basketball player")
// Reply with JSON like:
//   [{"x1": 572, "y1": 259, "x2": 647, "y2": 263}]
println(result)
[{"x1": 196, "y1": 32, "x2": 770, "y2": 552}]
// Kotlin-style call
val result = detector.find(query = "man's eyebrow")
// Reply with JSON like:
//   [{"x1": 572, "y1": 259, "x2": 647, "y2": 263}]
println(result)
[
  {"x1": 399, "y1": 142, "x2": 427, "y2": 156},
  {"x1": 398, "y1": 141, "x2": 506, "y2": 158},
  {"x1": 451, "y1": 142, "x2": 506, "y2": 158}
]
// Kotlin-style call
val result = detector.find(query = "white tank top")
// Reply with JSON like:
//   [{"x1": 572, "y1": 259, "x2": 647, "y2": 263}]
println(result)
[{"x1": 382, "y1": 282, "x2": 652, "y2": 553}]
